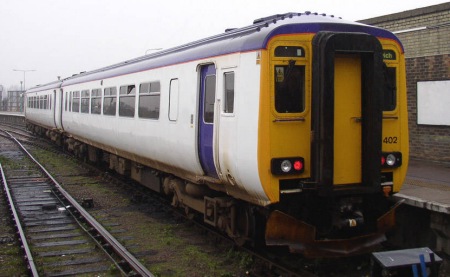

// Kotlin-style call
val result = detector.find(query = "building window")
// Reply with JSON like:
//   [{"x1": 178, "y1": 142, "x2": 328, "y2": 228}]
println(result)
[
  {"x1": 224, "y1": 72, "x2": 234, "y2": 113},
  {"x1": 139, "y1": 81, "x2": 160, "y2": 119},
  {"x1": 103, "y1": 87, "x2": 117, "y2": 116},
  {"x1": 119, "y1": 85, "x2": 136, "y2": 117},
  {"x1": 72, "y1": 91, "x2": 80, "y2": 112},
  {"x1": 91, "y1": 88, "x2": 102, "y2": 114},
  {"x1": 81, "y1": 90, "x2": 90, "y2": 113},
  {"x1": 274, "y1": 64, "x2": 305, "y2": 113}
]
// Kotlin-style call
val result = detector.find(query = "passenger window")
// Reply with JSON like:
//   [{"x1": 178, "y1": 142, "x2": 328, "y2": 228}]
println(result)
[
  {"x1": 383, "y1": 65, "x2": 397, "y2": 111},
  {"x1": 91, "y1": 88, "x2": 102, "y2": 114},
  {"x1": 168, "y1": 79, "x2": 178, "y2": 121},
  {"x1": 274, "y1": 63, "x2": 305, "y2": 113},
  {"x1": 80, "y1": 90, "x2": 90, "y2": 113},
  {"x1": 119, "y1": 85, "x2": 136, "y2": 117},
  {"x1": 72, "y1": 91, "x2": 80, "y2": 112},
  {"x1": 204, "y1": 75, "x2": 216, "y2": 123},
  {"x1": 103, "y1": 87, "x2": 117, "y2": 116},
  {"x1": 139, "y1": 81, "x2": 160, "y2": 119},
  {"x1": 224, "y1": 72, "x2": 234, "y2": 113}
]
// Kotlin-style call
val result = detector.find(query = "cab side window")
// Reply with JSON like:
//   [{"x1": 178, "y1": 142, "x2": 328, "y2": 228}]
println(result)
[{"x1": 383, "y1": 66, "x2": 397, "y2": 111}]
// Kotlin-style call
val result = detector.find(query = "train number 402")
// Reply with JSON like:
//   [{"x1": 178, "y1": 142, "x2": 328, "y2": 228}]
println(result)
[{"x1": 383, "y1": 137, "x2": 398, "y2": 144}]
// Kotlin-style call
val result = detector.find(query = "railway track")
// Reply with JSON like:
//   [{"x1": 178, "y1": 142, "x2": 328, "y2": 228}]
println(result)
[
  {"x1": 2, "y1": 120, "x2": 329, "y2": 276},
  {"x1": 0, "y1": 130, "x2": 153, "y2": 276},
  {"x1": 2, "y1": 124, "x2": 321, "y2": 276}
]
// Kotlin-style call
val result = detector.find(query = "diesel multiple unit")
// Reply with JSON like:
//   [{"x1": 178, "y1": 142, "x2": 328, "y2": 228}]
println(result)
[{"x1": 25, "y1": 12, "x2": 409, "y2": 257}]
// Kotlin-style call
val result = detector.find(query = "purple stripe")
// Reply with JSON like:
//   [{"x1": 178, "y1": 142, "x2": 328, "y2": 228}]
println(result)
[{"x1": 35, "y1": 15, "x2": 403, "y2": 88}]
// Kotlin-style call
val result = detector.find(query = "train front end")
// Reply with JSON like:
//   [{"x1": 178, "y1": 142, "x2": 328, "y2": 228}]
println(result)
[{"x1": 256, "y1": 16, "x2": 409, "y2": 257}]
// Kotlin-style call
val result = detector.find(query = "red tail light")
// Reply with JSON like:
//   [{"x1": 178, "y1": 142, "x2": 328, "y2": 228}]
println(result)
[
  {"x1": 271, "y1": 157, "x2": 305, "y2": 175},
  {"x1": 294, "y1": 160, "x2": 303, "y2": 171}
]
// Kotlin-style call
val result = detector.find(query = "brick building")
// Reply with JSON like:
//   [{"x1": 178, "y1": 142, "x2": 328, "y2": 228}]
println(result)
[{"x1": 360, "y1": 3, "x2": 450, "y2": 164}]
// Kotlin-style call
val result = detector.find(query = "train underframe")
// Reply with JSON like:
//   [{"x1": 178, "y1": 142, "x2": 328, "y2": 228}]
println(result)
[{"x1": 28, "y1": 123, "x2": 400, "y2": 258}]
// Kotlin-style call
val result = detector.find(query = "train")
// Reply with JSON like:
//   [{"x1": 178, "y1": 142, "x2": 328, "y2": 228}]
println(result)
[{"x1": 25, "y1": 12, "x2": 409, "y2": 258}]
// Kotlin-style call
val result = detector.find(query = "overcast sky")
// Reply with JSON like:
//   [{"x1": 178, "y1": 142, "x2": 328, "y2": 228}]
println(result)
[{"x1": 1, "y1": 0, "x2": 448, "y2": 91}]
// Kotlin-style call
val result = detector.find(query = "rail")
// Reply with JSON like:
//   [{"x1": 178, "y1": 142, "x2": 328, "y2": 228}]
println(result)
[
  {"x1": 3, "y1": 131, "x2": 154, "y2": 277},
  {"x1": 0, "y1": 163, "x2": 39, "y2": 276}
]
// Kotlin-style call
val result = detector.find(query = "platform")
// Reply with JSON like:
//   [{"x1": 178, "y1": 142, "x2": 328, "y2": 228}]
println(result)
[{"x1": 395, "y1": 159, "x2": 450, "y2": 214}]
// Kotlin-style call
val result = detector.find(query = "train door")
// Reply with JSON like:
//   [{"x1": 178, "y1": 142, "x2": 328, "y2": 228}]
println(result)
[
  {"x1": 312, "y1": 32, "x2": 383, "y2": 194},
  {"x1": 53, "y1": 89, "x2": 58, "y2": 128},
  {"x1": 198, "y1": 64, "x2": 218, "y2": 178},
  {"x1": 334, "y1": 54, "x2": 362, "y2": 184}
]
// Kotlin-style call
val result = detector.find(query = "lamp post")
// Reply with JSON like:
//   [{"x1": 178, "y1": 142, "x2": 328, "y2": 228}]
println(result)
[{"x1": 13, "y1": 69, "x2": 36, "y2": 91}]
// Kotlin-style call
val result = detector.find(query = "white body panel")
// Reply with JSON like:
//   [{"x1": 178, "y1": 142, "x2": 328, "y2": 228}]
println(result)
[
  {"x1": 216, "y1": 52, "x2": 265, "y2": 200},
  {"x1": 60, "y1": 52, "x2": 268, "y2": 204},
  {"x1": 25, "y1": 84, "x2": 60, "y2": 130}
]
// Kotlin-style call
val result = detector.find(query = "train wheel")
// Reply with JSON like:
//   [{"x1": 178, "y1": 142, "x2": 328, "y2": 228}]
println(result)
[
  {"x1": 234, "y1": 206, "x2": 255, "y2": 246},
  {"x1": 172, "y1": 193, "x2": 180, "y2": 208}
]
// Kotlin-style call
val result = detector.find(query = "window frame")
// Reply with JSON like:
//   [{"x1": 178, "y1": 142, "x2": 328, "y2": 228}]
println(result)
[
  {"x1": 119, "y1": 84, "x2": 136, "y2": 117},
  {"x1": 168, "y1": 79, "x2": 179, "y2": 121},
  {"x1": 91, "y1": 88, "x2": 102, "y2": 115},
  {"x1": 273, "y1": 63, "x2": 306, "y2": 114},
  {"x1": 72, "y1": 91, "x2": 80, "y2": 112},
  {"x1": 103, "y1": 87, "x2": 117, "y2": 116},
  {"x1": 203, "y1": 74, "x2": 216, "y2": 124},
  {"x1": 223, "y1": 72, "x2": 235, "y2": 114},
  {"x1": 138, "y1": 81, "x2": 161, "y2": 120},
  {"x1": 80, "y1": 89, "x2": 90, "y2": 113}
]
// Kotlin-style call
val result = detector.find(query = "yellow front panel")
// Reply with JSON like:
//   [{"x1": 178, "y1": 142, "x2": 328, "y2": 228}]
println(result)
[
  {"x1": 379, "y1": 41, "x2": 409, "y2": 192},
  {"x1": 257, "y1": 34, "x2": 313, "y2": 203},
  {"x1": 334, "y1": 54, "x2": 362, "y2": 185}
]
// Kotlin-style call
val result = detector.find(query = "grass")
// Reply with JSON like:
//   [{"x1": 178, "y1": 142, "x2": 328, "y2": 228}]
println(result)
[
  {"x1": 1, "y1": 142, "x2": 253, "y2": 276},
  {"x1": 0, "y1": 246, "x2": 28, "y2": 276},
  {"x1": 0, "y1": 155, "x2": 26, "y2": 170}
]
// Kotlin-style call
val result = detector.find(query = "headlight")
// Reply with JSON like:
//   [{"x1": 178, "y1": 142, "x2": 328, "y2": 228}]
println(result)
[
  {"x1": 381, "y1": 152, "x2": 402, "y2": 168},
  {"x1": 280, "y1": 160, "x2": 292, "y2": 173},
  {"x1": 386, "y1": 154, "x2": 396, "y2": 166},
  {"x1": 271, "y1": 157, "x2": 305, "y2": 175}
]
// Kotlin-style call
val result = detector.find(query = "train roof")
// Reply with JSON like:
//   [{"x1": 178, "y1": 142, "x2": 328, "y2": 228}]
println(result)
[
  {"x1": 31, "y1": 12, "x2": 403, "y2": 89},
  {"x1": 26, "y1": 80, "x2": 62, "y2": 94}
]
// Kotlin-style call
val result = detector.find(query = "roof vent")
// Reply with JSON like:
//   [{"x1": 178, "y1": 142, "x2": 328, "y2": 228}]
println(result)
[{"x1": 253, "y1": 13, "x2": 296, "y2": 24}]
